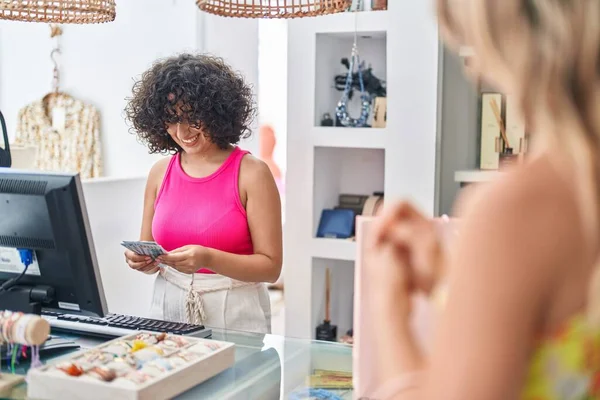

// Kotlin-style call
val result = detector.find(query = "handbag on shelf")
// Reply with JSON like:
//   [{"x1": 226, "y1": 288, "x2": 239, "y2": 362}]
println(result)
[{"x1": 316, "y1": 209, "x2": 355, "y2": 239}]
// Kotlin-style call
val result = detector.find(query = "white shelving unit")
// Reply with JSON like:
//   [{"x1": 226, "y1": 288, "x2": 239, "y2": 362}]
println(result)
[
  {"x1": 454, "y1": 169, "x2": 500, "y2": 184},
  {"x1": 311, "y1": 238, "x2": 357, "y2": 261},
  {"x1": 284, "y1": 4, "x2": 440, "y2": 340}
]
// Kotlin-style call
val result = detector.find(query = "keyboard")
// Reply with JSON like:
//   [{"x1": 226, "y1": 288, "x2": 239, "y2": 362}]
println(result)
[{"x1": 42, "y1": 311, "x2": 212, "y2": 339}]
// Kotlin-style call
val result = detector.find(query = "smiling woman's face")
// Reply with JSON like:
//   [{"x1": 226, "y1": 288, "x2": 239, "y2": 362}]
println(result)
[
  {"x1": 164, "y1": 100, "x2": 215, "y2": 155},
  {"x1": 165, "y1": 120, "x2": 211, "y2": 154}
]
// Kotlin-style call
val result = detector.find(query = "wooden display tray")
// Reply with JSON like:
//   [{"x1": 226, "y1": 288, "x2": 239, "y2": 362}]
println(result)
[{"x1": 27, "y1": 332, "x2": 235, "y2": 400}]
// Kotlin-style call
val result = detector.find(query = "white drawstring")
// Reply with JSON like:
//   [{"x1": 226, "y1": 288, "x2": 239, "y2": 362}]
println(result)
[{"x1": 160, "y1": 267, "x2": 255, "y2": 324}]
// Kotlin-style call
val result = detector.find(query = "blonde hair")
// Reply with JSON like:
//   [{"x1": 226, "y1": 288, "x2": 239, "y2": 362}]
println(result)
[{"x1": 436, "y1": 0, "x2": 600, "y2": 325}]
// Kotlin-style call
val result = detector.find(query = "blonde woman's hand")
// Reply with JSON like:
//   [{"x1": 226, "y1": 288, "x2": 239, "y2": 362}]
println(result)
[
  {"x1": 157, "y1": 245, "x2": 209, "y2": 275},
  {"x1": 370, "y1": 201, "x2": 445, "y2": 299}
]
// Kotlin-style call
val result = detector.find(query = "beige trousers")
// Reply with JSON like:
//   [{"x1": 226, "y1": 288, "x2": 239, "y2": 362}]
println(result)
[{"x1": 149, "y1": 267, "x2": 271, "y2": 334}]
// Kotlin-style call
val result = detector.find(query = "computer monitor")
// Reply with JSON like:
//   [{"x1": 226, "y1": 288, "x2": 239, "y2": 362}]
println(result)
[{"x1": 0, "y1": 169, "x2": 107, "y2": 317}]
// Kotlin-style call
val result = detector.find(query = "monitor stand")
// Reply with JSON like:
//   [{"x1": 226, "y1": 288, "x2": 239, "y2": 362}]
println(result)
[{"x1": 0, "y1": 285, "x2": 55, "y2": 315}]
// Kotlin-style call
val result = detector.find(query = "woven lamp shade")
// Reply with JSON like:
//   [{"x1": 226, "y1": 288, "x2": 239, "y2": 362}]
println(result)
[
  {"x1": 197, "y1": 0, "x2": 351, "y2": 19},
  {"x1": 0, "y1": 0, "x2": 116, "y2": 24}
]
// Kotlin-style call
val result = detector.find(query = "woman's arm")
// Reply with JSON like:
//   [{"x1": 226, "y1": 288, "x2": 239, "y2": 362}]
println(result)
[
  {"x1": 203, "y1": 156, "x2": 283, "y2": 283},
  {"x1": 140, "y1": 158, "x2": 169, "y2": 241},
  {"x1": 159, "y1": 156, "x2": 283, "y2": 283},
  {"x1": 372, "y1": 163, "x2": 583, "y2": 399},
  {"x1": 125, "y1": 158, "x2": 169, "y2": 274}
]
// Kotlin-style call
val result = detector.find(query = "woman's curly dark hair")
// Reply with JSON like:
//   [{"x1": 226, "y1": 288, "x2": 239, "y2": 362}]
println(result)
[{"x1": 124, "y1": 53, "x2": 256, "y2": 153}]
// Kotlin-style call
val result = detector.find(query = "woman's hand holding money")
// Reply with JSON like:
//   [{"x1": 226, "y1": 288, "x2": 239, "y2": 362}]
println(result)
[
  {"x1": 157, "y1": 245, "x2": 209, "y2": 275},
  {"x1": 124, "y1": 250, "x2": 160, "y2": 275}
]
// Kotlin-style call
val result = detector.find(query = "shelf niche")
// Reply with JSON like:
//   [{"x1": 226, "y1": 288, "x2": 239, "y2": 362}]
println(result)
[
  {"x1": 314, "y1": 31, "x2": 387, "y2": 128},
  {"x1": 313, "y1": 146, "x2": 385, "y2": 241},
  {"x1": 311, "y1": 258, "x2": 355, "y2": 341}
]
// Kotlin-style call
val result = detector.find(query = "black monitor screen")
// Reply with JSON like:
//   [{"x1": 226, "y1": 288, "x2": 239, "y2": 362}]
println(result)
[{"x1": 0, "y1": 170, "x2": 107, "y2": 317}]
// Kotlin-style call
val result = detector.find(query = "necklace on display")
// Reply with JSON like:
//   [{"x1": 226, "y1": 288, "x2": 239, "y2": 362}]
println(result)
[{"x1": 335, "y1": 11, "x2": 371, "y2": 128}]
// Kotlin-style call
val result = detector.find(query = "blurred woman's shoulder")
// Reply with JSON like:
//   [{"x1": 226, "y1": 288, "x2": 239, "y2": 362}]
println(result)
[{"x1": 453, "y1": 153, "x2": 593, "y2": 328}]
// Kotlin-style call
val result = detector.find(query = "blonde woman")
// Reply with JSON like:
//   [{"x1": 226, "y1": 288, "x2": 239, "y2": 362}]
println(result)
[{"x1": 367, "y1": 1, "x2": 600, "y2": 399}]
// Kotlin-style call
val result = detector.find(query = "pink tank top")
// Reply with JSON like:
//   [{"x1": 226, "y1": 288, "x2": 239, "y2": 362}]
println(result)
[{"x1": 152, "y1": 147, "x2": 253, "y2": 274}]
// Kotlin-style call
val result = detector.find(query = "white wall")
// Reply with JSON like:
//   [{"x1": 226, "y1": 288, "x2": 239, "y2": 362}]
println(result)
[
  {"x1": 198, "y1": 12, "x2": 260, "y2": 156},
  {"x1": 0, "y1": 1, "x2": 261, "y2": 176},
  {"x1": 258, "y1": 20, "x2": 288, "y2": 172}
]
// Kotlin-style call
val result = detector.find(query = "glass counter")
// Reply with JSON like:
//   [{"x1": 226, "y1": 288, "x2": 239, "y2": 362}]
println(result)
[{"x1": 1, "y1": 328, "x2": 353, "y2": 400}]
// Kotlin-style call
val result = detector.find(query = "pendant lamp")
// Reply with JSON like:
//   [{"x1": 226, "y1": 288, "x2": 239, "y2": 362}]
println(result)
[
  {"x1": 0, "y1": 0, "x2": 116, "y2": 24},
  {"x1": 196, "y1": 0, "x2": 350, "y2": 19}
]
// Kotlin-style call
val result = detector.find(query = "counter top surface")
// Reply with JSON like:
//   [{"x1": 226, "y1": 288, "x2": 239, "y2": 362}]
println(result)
[{"x1": 2, "y1": 328, "x2": 353, "y2": 400}]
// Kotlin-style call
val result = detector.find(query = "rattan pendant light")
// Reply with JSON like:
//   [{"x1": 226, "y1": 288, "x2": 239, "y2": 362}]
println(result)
[
  {"x1": 196, "y1": 0, "x2": 351, "y2": 19},
  {"x1": 0, "y1": 0, "x2": 116, "y2": 24}
]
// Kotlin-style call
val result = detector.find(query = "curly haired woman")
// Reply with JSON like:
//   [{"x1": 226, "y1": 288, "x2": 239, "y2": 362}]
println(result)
[{"x1": 124, "y1": 54, "x2": 282, "y2": 334}]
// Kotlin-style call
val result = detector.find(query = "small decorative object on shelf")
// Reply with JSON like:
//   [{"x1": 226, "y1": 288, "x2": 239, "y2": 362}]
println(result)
[
  {"x1": 480, "y1": 93, "x2": 528, "y2": 170},
  {"x1": 371, "y1": 0, "x2": 387, "y2": 10},
  {"x1": 499, "y1": 147, "x2": 520, "y2": 168},
  {"x1": 316, "y1": 269, "x2": 338, "y2": 342},
  {"x1": 0, "y1": 0, "x2": 116, "y2": 24},
  {"x1": 27, "y1": 332, "x2": 235, "y2": 400},
  {"x1": 339, "y1": 329, "x2": 354, "y2": 345},
  {"x1": 317, "y1": 193, "x2": 383, "y2": 239},
  {"x1": 371, "y1": 97, "x2": 387, "y2": 128},
  {"x1": 197, "y1": 0, "x2": 350, "y2": 19},
  {"x1": 321, "y1": 113, "x2": 335, "y2": 127},
  {"x1": 317, "y1": 209, "x2": 355, "y2": 239},
  {"x1": 480, "y1": 93, "x2": 503, "y2": 170},
  {"x1": 338, "y1": 194, "x2": 369, "y2": 216}
]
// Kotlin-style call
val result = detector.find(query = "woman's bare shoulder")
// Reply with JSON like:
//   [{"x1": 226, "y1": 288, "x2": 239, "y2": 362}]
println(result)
[
  {"x1": 456, "y1": 157, "x2": 579, "y2": 226},
  {"x1": 454, "y1": 156, "x2": 585, "y2": 285},
  {"x1": 239, "y1": 154, "x2": 274, "y2": 184},
  {"x1": 147, "y1": 156, "x2": 172, "y2": 190}
]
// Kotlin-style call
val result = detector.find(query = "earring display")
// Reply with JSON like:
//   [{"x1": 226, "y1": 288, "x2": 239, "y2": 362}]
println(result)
[{"x1": 27, "y1": 332, "x2": 235, "y2": 400}]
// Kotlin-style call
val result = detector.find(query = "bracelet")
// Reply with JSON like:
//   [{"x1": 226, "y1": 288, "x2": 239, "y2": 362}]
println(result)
[
  {"x1": 5, "y1": 312, "x2": 22, "y2": 343},
  {"x1": 1, "y1": 312, "x2": 14, "y2": 343},
  {"x1": 14, "y1": 314, "x2": 32, "y2": 345},
  {"x1": 369, "y1": 372, "x2": 423, "y2": 399},
  {"x1": 0, "y1": 313, "x2": 8, "y2": 343}
]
